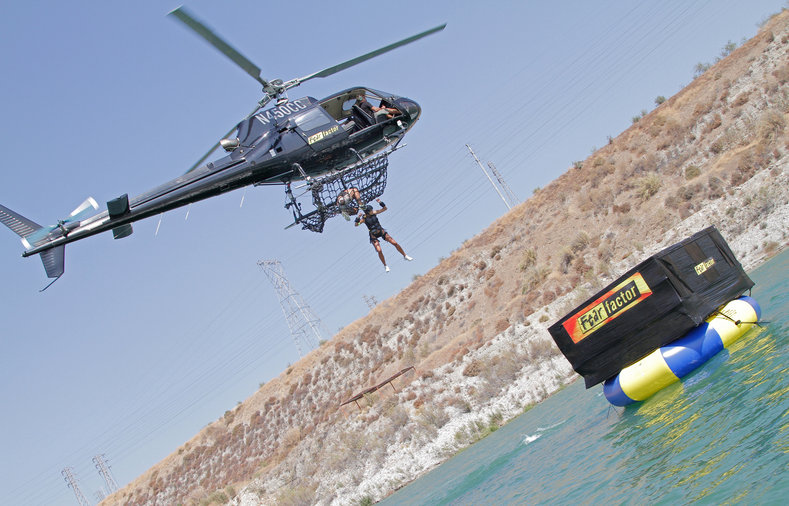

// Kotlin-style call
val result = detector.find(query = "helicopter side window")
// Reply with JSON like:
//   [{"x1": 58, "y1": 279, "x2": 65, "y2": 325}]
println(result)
[{"x1": 292, "y1": 107, "x2": 334, "y2": 132}]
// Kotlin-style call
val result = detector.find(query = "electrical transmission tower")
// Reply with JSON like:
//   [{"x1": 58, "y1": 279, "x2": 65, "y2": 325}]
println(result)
[
  {"x1": 362, "y1": 294, "x2": 378, "y2": 309},
  {"x1": 258, "y1": 259, "x2": 327, "y2": 357},
  {"x1": 61, "y1": 467, "x2": 90, "y2": 506},
  {"x1": 466, "y1": 144, "x2": 518, "y2": 210},
  {"x1": 93, "y1": 454, "x2": 119, "y2": 494}
]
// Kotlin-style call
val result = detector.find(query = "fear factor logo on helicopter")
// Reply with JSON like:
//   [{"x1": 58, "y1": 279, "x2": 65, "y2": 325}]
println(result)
[{"x1": 308, "y1": 126, "x2": 340, "y2": 145}]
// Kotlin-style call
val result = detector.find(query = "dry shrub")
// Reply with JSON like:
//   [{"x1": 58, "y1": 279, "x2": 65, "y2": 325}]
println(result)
[
  {"x1": 415, "y1": 405, "x2": 449, "y2": 437},
  {"x1": 637, "y1": 174, "x2": 662, "y2": 200},
  {"x1": 612, "y1": 202, "x2": 631, "y2": 213},
  {"x1": 527, "y1": 336, "x2": 557, "y2": 359},
  {"x1": 632, "y1": 152, "x2": 658, "y2": 175},
  {"x1": 685, "y1": 165, "x2": 701, "y2": 179},
  {"x1": 276, "y1": 482, "x2": 317, "y2": 506},
  {"x1": 573, "y1": 256, "x2": 592, "y2": 276},
  {"x1": 444, "y1": 395, "x2": 472, "y2": 413},
  {"x1": 773, "y1": 63, "x2": 789, "y2": 84},
  {"x1": 704, "y1": 113, "x2": 723, "y2": 133},
  {"x1": 480, "y1": 351, "x2": 523, "y2": 397},
  {"x1": 757, "y1": 109, "x2": 786, "y2": 144},
  {"x1": 360, "y1": 325, "x2": 380, "y2": 346},
  {"x1": 692, "y1": 100, "x2": 714, "y2": 118},
  {"x1": 731, "y1": 144, "x2": 772, "y2": 185},
  {"x1": 540, "y1": 289, "x2": 558, "y2": 306},
  {"x1": 522, "y1": 265, "x2": 550, "y2": 293},
  {"x1": 494, "y1": 318, "x2": 510, "y2": 333},
  {"x1": 570, "y1": 232, "x2": 591, "y2": 253},
  {"x1": 559, "y1": 248, "x2": 574, "y2": 274},
  {"x1": 282, "y1": 427, "x2": 301, "y2": 449},
  {"x1": 519, "y1": 249, "x2": 537, "y2": 270},
  {"x1": 463, "y1": 359, "x2": 483, "y2": 377},
  {"x1": 732, "y1": 92, "x2": 750, "y2": 107},
  {"x1": 707, "y1": 176, "x2": 724, "y2": 199}
]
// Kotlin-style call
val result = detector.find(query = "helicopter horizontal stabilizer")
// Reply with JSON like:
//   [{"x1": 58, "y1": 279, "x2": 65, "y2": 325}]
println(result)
[{"x1": 0, "y1": 203, "x2": 42, "y2": 239}]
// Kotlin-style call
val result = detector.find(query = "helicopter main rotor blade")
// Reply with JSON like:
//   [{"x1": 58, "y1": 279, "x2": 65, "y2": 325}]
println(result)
[
  {"x1": 168, "y1": 6, "x2": 269, "y2": 88},
  {"x1": 290, "y1": 24, "x2": 447, "y2": 87},
  {"x1": 183, "y1": 102, "x2": 265, "y2": 174}
]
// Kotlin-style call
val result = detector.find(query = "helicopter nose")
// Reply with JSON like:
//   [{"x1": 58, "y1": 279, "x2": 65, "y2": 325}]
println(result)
[{"x1": 399, "y1": 99, "x2": 421, "y2": 123}]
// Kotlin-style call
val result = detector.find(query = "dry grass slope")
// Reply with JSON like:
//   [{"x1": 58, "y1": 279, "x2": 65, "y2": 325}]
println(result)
[{"x1": 103, "y1": 10, "x2": 789, "y2": 506}]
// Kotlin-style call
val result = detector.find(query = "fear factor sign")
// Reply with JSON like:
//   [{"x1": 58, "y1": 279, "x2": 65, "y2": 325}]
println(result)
[{"x1": 563, "y1": 272, "x2": 653, "y2": 343}]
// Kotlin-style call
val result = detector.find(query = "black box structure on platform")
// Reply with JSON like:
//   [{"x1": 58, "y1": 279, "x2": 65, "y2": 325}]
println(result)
[{"x1": 548, "y1": 226, "x2": 753, "y2": 388}]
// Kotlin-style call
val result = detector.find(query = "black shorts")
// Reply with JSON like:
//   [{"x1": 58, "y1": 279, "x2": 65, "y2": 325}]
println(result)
[{"x1": 369, "y1": 228, "x2": 386, "y2": 244}]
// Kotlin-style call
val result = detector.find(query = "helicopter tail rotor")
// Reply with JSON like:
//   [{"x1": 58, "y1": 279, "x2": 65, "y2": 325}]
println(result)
[{"x1": 18, "y1": 197, "x2": 98, "y2": 249}]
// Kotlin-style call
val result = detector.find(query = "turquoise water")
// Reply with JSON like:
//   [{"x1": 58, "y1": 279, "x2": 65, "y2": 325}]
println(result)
[{"x1": 382, "y1": 249, "x2": 789, "y2": 505}]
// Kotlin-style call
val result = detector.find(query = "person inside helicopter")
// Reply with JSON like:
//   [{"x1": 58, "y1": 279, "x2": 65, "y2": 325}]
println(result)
[{"x1": 356, "y1": 94, "x2": 398, "y2": 123}]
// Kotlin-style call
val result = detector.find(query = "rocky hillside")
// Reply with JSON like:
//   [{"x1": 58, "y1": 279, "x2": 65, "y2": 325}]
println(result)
[{"x1": 104, "y1": 10, "x2": 789, "y2": 506}]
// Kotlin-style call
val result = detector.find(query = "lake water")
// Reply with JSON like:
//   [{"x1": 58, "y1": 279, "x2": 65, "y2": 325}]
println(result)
[{"x1": 382, "y1": 249, "x2": 789, "y2": 505}]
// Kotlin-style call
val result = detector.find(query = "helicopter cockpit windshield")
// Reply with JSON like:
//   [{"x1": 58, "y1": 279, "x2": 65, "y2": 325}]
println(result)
[{"x1": 319, "y1": 88, "x2": 401, "y2": 130}]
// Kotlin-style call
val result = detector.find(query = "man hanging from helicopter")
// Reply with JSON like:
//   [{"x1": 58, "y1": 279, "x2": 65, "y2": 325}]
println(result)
[
  {"x1": 336, "y1": 187, "x2": 365, "y2": 220},
  {"x1": 355, "y1": 198, "x2": 413, "y2": 272},
  {"x1": 337, "y1": 186, "x2": 364, "y2": 221}
]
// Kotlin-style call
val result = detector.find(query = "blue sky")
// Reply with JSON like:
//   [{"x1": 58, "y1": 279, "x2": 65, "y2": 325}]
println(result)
[{"x1": 0, "y1": 1, "x2": 784, "y2": 503}]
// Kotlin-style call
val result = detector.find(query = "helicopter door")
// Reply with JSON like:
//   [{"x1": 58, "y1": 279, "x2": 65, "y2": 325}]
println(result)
[{"x1": 291, "y1": 106, "x2": 344, "y2": 152}]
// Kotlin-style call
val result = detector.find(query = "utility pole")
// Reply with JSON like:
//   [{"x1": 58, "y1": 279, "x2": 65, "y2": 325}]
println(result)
[
  {"x1": 466, "y1": 144, "x2": 514, "y2": 209},
  {"x1": 487, "y1": 161, "x2": 520, "y2": 207},
  {"x1": 258, "y1": 259, "x2": 327, "y2": 357},
  {"x1": 93, "y1": 454, "x2": 119, "y2": 494},
  {"x1": 466, "y1": 144, "x2": 511, "y2": 210},
  {"x1": 61, "y1": 467, "x2": 90, "y2": 506}
]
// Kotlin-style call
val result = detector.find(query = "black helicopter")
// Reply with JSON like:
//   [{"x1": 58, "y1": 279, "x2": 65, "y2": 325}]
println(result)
[{"x1": 0, "y1": 7, "x2": 445, "y2": 286}]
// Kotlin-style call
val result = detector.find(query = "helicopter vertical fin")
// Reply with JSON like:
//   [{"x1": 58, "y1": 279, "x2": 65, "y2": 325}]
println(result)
[
  {"x1": 0, "y1": 203, "x2": 65, "y2": 280},
  {"x1": 40, "y1": 245, "x2": 65, "y2": 279}
]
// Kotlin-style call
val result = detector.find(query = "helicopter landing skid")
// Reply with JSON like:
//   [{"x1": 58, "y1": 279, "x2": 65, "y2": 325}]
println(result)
[{"x1": 285, "y1": 149, "x2": 393, "y2": 233}]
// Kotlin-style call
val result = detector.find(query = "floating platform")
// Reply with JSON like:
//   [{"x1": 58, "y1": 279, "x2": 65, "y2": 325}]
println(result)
[
  {"x1": 548, "y1": 226, "x2": 757, "y2": 404},
  {"x1": 602, "y1": 295, "x2": 760, "y2": 405}
]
